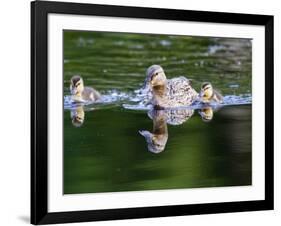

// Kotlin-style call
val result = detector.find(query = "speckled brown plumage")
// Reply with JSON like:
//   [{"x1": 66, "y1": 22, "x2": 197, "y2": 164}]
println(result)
[{"x1": 144, "y1": 65, "x2": 198, "y2": 109}]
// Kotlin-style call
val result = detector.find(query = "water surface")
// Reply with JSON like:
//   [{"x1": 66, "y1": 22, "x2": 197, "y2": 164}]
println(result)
[{"x1": 63, "y1": 31, "x2": 252, "y2": 194}]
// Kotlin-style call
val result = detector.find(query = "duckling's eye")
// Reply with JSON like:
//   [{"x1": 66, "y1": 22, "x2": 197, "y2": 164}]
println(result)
[
  {"x1": 151, "y1": 72, "x2": 159, "y2": 81},
  {"x1": 75, "y1": 82, "x2": 81, "y2": 88}
]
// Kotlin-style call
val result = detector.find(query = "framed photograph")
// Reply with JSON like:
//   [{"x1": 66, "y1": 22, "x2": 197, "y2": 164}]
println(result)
[{"x1": 31, "y1": 0, "x2": 274, "y2": 224}]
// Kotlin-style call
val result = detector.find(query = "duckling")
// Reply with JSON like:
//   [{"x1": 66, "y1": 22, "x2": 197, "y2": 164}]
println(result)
[
  {"x1": 70, "y1": 106, "x2": 85, "y2": 127},
  {"x1": 139, "y1": 110, "x2": 168, "y2": 154},
  {"x1": 198, "y1": 107, "x2": 214, "y2": 122},
  {"x1": 146, "y1": 65, "x2": 198, "y2": 109},
  {"x1": 199, "y1": 82, "x2": 223, "y2": 104},
  {"x1": 70, "y1": 75, "x2": 101, "y2": 103}
]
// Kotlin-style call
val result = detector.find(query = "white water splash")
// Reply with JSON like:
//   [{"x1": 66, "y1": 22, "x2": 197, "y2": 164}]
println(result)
[
  {"x1": 122, "y1": 94, "x2": 252, "y2": 111},
  {"x1": 64, "y1": 90, "x2": 131, "y2": 110},
  {"x1": 65, "y1": 88, "x2": 252, "y2": 112}
]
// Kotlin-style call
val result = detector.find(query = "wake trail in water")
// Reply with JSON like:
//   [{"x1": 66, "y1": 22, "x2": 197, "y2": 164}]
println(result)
[
  {"x1": 64, "y1": 89, "x2": 252, "y2": 111},
  {"x1": 122, "y1": 94, "x2": 252, "y2": 111},
  {"x1": 64, "y1": 90, "x2": 131, "y2": 110}
]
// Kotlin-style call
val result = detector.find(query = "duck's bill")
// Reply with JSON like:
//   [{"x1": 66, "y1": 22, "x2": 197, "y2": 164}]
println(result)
[
  {"x1": 71, "y1": 89, "x2": 78, "y2": 95},
  {"x1": 139, "y1": 130, "x2": 150, "y2": 137}
]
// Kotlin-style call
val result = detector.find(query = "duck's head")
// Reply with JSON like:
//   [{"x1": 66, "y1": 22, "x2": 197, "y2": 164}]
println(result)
[
  {"x1": 139, "y1": 110, "x2": 168, "y2": 154},
  {"x1": 70, "y1": 75, "x2": 84, "y2": 95},
  {"x1": 71, "y1": 106, "x2": 85, "y2": 127},
  {"x1": 139, "y1": 130, "x2": 168, "y2": 154},
  {"x1": 198, "y1": 107, "x2": 213, "y2": 122},
  {"x1": 200, "y1": 82, "x2": 213, "y2": 101},
  {"x1": 146, "y1": 65, "x2": 167, "y2": 88}
]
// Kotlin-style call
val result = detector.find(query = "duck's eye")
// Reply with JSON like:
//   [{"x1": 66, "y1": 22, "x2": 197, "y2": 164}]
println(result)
[
  {"x1": 76, "y1": 116, "x2": 82, "y2": 121},
  {"x1": 151, "y1": 72, "x2": 158, "y2": 79},
  {"x1": 75, "y1": 83, "x2": 81, "y2": 88}
]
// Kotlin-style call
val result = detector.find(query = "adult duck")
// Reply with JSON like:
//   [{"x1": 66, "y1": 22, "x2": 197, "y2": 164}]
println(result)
[{"x1": 144, "y1": 65, "x2": 198, "y2": 109}]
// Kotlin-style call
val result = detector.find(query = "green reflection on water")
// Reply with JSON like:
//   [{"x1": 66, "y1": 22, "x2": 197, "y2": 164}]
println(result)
[{"x1": 63, "y1": 31, "x2": 252, "y2": 194}]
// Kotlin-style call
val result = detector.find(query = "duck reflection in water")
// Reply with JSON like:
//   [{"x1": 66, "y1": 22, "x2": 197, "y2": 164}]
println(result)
[
  {"x1": 139, "y1": 108, "x2": 194, "y2": 153},
  {"x1": 71, "y1": 105, "x2": 85, "y2": 127},
  {"x1": 139, "y1": 110, "x2": 168, "y2": 154},
  {"x1": 149, "y1": 108, "x2": 194, "y2": 126}
]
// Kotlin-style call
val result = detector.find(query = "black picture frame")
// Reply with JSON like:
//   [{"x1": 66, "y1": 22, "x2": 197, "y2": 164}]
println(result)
[{"x1": 31, "y1": 0, "x2": 274, "y2": 224}]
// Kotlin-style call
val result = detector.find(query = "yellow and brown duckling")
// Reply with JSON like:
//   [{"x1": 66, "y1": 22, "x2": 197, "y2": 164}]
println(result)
[
  {"x1": 70, "y1": 75, "x2": 101, "y2": 103},
  {"x1": 199, "y1": 82, "x2": 223, "y2": 104},
  {"x1": 146, "y1": 65, "x2": 198, "y2": 109},
  {"x1": 139, "y1": 110, "x2": 168, "y2": 154}
]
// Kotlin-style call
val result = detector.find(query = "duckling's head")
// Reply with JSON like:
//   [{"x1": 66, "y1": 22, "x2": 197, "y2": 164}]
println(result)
[
  {"x1": 200, "y1": 82, "x2": 213, "y2": 101},
  {"x1": 70, "y1": 75, "x2": 84, "y2": 96},
  {"x1": 199, "y1": 107, "x2": 213, "y2": 122},
  {"x1": 71, "y1": 106, "x2": 85, "y2": 127},
  {"x1": 139, "y1": 130, "x2": 168, "y2": 154},
  {"x1": 146, "y1": 65, "x2": 167, "y2": 88}
]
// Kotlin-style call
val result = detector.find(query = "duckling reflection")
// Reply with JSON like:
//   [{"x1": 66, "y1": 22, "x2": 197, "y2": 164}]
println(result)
[
  {"x1": 70, "y1": 106, "x2": 85, "y2": 127},
  {"x1": 139, "y1": 110, "x2": 168, "y2": 154},
  {"x1": 198, "y1": 107, "x2": 214, "y2": 122}
]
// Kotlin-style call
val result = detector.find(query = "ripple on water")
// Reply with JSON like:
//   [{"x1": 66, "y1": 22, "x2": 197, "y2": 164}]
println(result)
[
  {"x1": 65, "y1": 87, "x2": 252, "y2": 112},
  {"x1": 64, "y1": 90, "x2": 131, "y2": 110}
]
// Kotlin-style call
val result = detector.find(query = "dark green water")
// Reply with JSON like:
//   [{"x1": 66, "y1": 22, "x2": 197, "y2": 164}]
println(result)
[{"x1": 63, "y1": 31, "x2": 252, "y2": 194}]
